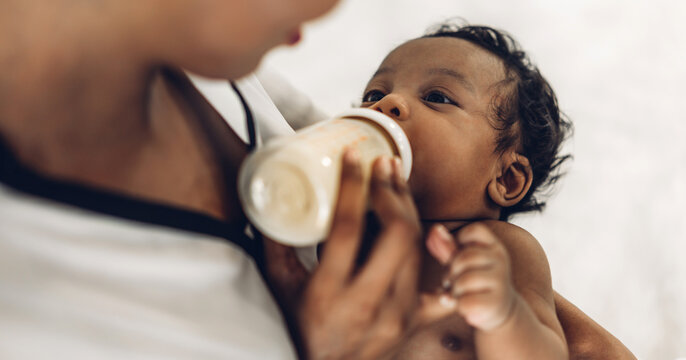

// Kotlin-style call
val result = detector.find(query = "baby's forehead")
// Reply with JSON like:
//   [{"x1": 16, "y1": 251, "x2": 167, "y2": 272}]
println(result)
[{"x1": 380, "y1": 37, "x2": 509, "y2": 89}]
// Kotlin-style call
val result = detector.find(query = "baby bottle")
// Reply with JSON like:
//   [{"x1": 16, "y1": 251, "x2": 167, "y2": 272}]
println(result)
[{"x1": 238, "y1": 108, "x2": 412, "y2": 246}]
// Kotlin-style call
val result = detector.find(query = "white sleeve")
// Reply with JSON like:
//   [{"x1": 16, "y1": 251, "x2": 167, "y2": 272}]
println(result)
[
  {"x1": 186, "y1": 72, "x2": 295, "y2": 146},
  {"x1": 188, "y1": 70, "x2": 320, "y2": 270},
  {"x1": 256, "y1": 67, "x2": 328, "y2": 130}
]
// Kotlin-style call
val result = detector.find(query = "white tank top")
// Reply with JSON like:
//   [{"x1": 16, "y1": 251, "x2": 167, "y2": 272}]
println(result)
[{"x1": 0, "y1": 72, "x2": 299, "y2": 359}]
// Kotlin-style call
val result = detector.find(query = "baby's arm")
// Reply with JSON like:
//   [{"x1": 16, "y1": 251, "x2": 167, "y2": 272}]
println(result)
[{"x1": 430, "y1": 220, "x2": 568, "y2": 359}]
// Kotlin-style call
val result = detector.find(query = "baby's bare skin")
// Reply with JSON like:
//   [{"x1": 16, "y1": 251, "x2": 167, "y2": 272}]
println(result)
[{"x1": 384, "y1": 220, "x2": 563, "y2": 360}]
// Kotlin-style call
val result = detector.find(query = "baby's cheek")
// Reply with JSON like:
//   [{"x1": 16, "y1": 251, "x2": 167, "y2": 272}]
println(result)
[
  {"x1": 408, "y1": 167, "x2": 452, "y2": 213},
  {"x1": 406, "y1": 175, "x2": 430, "y2": 214}
]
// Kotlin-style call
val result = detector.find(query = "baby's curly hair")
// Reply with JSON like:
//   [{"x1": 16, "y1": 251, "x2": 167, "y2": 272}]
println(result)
[{"x1": 423, "y1": 23, "x2": 572, "y2": 220}]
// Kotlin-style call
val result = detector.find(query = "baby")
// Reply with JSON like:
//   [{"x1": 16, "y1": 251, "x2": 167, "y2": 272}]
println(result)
[
  {"x1": 263, "y1": 22, "x2": 573, "y2": 359},
  {"x1": 358, "y1": 23, "x2": 572, "y2": 359}
]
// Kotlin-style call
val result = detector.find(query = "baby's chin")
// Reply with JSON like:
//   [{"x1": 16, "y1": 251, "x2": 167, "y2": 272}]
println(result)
[
  {"x1": 407, "y1": 181, "x2": 433, "y2": 215},
  {"x1": 407, "y1": 181, "x2": 458, "y2": 219}
]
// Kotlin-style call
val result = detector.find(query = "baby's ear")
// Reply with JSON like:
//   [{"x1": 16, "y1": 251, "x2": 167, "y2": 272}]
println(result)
[{"x1": 487, "y1": 152, "x2": 533, "y2": 207}]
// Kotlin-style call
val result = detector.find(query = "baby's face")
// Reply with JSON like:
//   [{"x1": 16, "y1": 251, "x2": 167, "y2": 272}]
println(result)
[{"x1": 362, "y1": 37, "x2": 509, "y2": 221}]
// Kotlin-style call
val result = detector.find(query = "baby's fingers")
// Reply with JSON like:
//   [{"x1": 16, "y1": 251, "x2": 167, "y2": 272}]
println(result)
[
  {"x1": 443, "y1": 246, "x2": 499, "y2": 285},
  {"x1": 455, "y1": 222, "x2": 499, "y2": 247},
  {"x1": 447, "y1": 223, "x2": 509, "y2": 281},
  {"x1": 425, "y1": 224, "x2": 457, "y2": 265},
  {"x1": 454, "y1": 290, "x2": 517, "y2": 331},
  {"x1": 447, "y1": 268, "x2": 500, "y2": 298}
]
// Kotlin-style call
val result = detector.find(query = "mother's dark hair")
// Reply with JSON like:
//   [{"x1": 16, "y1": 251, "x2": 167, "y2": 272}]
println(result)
[{"x1": 423, "y1": 23, "x2": 573, "y2": 220}]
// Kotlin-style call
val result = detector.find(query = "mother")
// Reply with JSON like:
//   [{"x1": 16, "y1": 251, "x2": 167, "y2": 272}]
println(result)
[{"x1": 0, "y1": 0, "x2": 633, "y2": 359}]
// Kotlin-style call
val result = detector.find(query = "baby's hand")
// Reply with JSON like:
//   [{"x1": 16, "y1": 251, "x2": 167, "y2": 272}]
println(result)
[{"x1": 427, "y1": 223, "x2": 518, "y2": 332}]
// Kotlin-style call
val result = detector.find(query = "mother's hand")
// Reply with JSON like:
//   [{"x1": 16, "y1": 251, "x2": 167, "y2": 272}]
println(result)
[
  {"x1": 263, "y1": 150, "x2": 454, "y2": 359},
  {"x1": 297, "y1": 151, "x2": 423, "y2": 359}
]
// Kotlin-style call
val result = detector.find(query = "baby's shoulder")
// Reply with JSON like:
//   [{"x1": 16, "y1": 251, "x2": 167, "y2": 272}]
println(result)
[
  {"x1": 476, "y1": 220, "x2": 552, "y2": 289},
  {"x1": 477, "y1": 220, "x2": 541, "y2": 250}
]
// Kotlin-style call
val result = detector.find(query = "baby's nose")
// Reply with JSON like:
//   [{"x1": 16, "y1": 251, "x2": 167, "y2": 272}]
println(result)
[
  {"x1": 376, "y1": 106, "x2": 400, "y2": 117},
  {"x1": 374, "y1": 94, "x2": 409, "y2": 121}
]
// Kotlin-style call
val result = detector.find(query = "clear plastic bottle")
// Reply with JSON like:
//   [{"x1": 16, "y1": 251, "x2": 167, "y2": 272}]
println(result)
[{"x1": 238, "y1": 108, "x2": 412, "y2": 246}]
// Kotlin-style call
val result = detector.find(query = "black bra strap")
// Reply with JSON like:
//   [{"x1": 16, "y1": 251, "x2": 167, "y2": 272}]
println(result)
[
  {"x1": 0, "y1": 135, "x2": 259, "y2": 257},
  {"x1": 230, "y1": 82, "x2": 257, "y2": 151},
  {"x1": 0, "y1": 68, "x2": 267, "y2": 260},
  {"x1": 228, "y1": 81, "x2": 268, "y2": 272}
]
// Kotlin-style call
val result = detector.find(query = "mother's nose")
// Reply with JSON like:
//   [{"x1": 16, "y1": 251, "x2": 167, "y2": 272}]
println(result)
[{"x1": 374, "y1": 94, "x2": 410, "y2": 121}]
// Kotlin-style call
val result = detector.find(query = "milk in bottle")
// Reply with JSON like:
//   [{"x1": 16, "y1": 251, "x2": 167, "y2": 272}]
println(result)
[{"x1": 238, "y1": 108, "x2": 412, "y2": 246}]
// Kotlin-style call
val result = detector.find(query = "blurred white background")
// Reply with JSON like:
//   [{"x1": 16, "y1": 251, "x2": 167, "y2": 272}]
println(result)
[{"x1": 262, "y1": 1, "x2": 686, "y2": 359}]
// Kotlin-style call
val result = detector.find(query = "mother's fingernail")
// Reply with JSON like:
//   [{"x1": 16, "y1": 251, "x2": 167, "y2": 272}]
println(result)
[
  {"x1": 392, "y1": 157, "x2": 402, "y2": 176},
  {"x1": 426, "y1": 225, "x2": 455, "y2": 264},
  {"x1": 378, "y1": 156, "x2": 392, "y2": 178},
  {"x1": 344, "y1": 148, "x2": 360, "y2": 164},
  {"x1": 436, "y1": 224, "x2": 452, "y2": 242},
  {"x1": 439, "y1": 294, "x2": 457, "y2": 309}
]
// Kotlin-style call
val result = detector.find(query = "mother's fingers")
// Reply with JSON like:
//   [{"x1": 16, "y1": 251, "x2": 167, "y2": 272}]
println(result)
[
  {"x1": 315, "y1": 149, "x2": 367, "y2": 286},
  {"x1": 298, "y1": 153, "x2": 427, "y2": 360},
  {"x1": 349, "y1": 157, "x2": 422, "y2": 358},
  {"x1": 369, "y1": 157, "x2": 418, "y2": 226},
  {"x1": 356, "y1": 294, "x2": 409, "y2": 360},
  {"x1": 390, "y1": 157, "x2": 412, "y2": 200},
  {"x1": 390, "y1": 237, "x2": 421, "y2": 310},
  {"x1": 351, "y1": 219, "x2": 420, "y2": 304},
  {"x1": 262, "y1": 237, "x2": 310, "y2": 302},
  {"x1": 351, "y1": 156, "x2": 421, "y2": 306}
]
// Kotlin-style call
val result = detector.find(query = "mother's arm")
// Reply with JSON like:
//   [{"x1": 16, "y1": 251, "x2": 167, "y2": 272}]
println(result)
[{"x1": 554, "y1": 292, "x2": 636, "y2": 360}]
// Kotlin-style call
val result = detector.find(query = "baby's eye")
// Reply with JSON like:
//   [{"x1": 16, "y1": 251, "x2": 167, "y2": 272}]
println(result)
[
  {"x1": 362, "y1": 90, "x2": 385, "y2": 103},
  {"x1": 423, "y1": 91, "x2": 456, "y2": 105}
]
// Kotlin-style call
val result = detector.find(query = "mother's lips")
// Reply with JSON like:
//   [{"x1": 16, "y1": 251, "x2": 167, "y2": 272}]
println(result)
[{"x1": 287, "y1": 28, "x2": 302, "y2": 45}]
